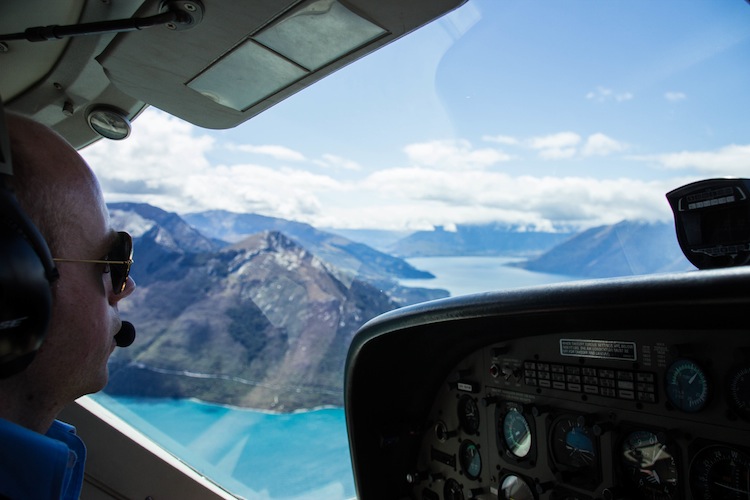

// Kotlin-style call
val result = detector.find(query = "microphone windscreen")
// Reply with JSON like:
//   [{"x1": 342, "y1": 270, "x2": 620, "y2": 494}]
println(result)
[{"x1": 115, "y1": 321, "x2": 136, "y2": 347}]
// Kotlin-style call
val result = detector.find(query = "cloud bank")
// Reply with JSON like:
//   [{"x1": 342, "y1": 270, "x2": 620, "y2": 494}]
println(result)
[{"x1": 81, "y1": 109, "x2": 746, "y2": 232}]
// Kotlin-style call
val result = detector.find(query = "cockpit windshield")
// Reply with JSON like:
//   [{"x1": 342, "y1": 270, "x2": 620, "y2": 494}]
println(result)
[{"x1": 75, "y1": 0, "x2": 750, "y2": 498}]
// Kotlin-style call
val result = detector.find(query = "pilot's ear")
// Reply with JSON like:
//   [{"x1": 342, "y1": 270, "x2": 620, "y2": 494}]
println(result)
[{"x1": 0, "y1": 103, "x2": 59, "y2": 377}]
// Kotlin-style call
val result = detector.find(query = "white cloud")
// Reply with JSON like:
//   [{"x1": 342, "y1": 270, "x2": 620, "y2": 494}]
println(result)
[
  {"x1": 647, "y1": 144, "x2": 750, "y2": 176},
  {"x1": 182, "y1": 164, "x2": 341, "y2": 218},
  {"x1": 81, "y1": 108, "x2": 340, "y2": 217},
  {"x1": 314, "y1": 154, "x2": 362, "y2": 171},
  {"x1": 581, "y1": 133, "x2": 628, "y2": 157},
  {"x1": 403, "y1": 139, "x2": 512, "y2": 170},
  {"x1": 81, "y1": 108, "x2": 215, "y2": 214},
  {"x1": 537, "y1": 147, "x2": 573, "y2": 160},
  {"x1": 353, "y1": 167, "x2": 674, "y2": 231},
  {"x1": 527, "y1": 132, "x2": 581, "y2": 159},
  {"x1": 482, "y1": 134, "x2": 520, "y2": 146},
  {"x1": 528, "y1": 132, "x2": 581, "y2": 150},
  {"x1": 80, "y1": 109, "x2": 679, "y2": 232},
  {"x1": 514, "y1": 132, "x2": 627, "y2": 159},
  {"x1": 82, "y1": 108, "x2": 214, "y2": 180},
  {"x1": 586, "y1": 86, "x2": 634, "y2": 103},
  {"x1": 665, "y1": 91, "x2": 687, "y2": 102},
  {"x1": 538, "y1": 147, "x2": 577, "y2": 160},
  {"x1": 228, "y1": 144, "x2": 306, "y2": 162}
]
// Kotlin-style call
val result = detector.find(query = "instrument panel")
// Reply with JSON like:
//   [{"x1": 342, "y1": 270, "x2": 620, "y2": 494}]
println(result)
[
  {"x1": 410, "y1": 330, "x2": 750, "y2": 499},
  {"x1": 344, "y1": 267, "x2": 750, "y2": 500}
]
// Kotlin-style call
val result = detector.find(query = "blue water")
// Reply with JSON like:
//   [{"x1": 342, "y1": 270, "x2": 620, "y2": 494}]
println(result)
[
  {"x1": 94, "y1": 257, "x2": 580, "y2": 499},
  {"x1": 91, "y1": 394, "x2": 355, "y2": 500},
  {"x1": 400, "y1": 256, "x2": 579, "y2": 297}
]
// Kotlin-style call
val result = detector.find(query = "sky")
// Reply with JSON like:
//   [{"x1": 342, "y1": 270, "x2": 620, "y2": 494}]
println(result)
[{"x1": 81, "y1": 0, "x2": 750, "y2": 233}]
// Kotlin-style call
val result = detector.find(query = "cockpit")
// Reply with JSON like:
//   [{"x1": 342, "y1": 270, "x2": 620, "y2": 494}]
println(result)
[{"x1": 1, "y1": 1, "x2": 749, "y2": 499}]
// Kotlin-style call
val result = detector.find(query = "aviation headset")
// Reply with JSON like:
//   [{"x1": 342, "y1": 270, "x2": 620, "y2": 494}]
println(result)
[{"x1": 0, "y1": 101, "x2": 60, "y2": 378}]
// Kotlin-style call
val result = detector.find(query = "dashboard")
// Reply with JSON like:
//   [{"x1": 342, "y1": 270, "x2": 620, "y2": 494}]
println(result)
[{"x1": 344, "y1": 267, "x2": 750, "y2": 500}]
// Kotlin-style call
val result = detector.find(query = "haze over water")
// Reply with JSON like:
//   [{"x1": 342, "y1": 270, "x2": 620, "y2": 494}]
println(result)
[{"x1": 400, "y1": 256, "x2": 579, "y2": 297}]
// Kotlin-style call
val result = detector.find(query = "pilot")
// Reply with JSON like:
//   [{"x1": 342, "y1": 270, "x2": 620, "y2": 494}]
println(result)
[{"x1": 0, "y1": 113, "x2": 136, "y2": 499}]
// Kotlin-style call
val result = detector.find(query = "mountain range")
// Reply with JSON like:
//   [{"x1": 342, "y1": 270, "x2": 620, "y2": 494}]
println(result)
[
  {"x1": 106, "y1": 203, "x2": 447, "y2": 411},
  {"x1": 183, "y1": 210, "x2": 436, "y2": 283},
  {"x1": 105, "y1": 203, "x2": 694, "y2": 411},
  {"x1": 516, "y1": 220, "x2": 693, "y2": 277}
]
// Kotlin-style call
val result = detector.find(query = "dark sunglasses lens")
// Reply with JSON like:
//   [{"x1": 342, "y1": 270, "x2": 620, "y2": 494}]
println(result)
[{"x1": 109, "y1": 232, "x2": 133, "y2": 294}]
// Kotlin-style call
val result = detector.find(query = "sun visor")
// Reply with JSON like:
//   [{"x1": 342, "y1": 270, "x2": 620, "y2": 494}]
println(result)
[{"x1": 97, "y1": 0, "x2": 465, "y2": 129}]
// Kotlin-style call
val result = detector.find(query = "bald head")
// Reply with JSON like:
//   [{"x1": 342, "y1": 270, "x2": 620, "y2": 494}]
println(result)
[
  {"x1": 0, "y1": 114, "x2": 129, "y2": 432},
  {"x1": 6, "y1": 113, "x2": 103, "y2": 254}
]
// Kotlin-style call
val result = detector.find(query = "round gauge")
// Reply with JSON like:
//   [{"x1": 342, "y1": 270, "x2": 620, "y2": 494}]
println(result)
[
  {"x1": 499, "y1": 474, "x2": 537, "y2": 500},
  {"x1": 459, "y1": 440, "x2": 482, "y2": 480},
  {"x1": 665, "y1": 359, "x2": 710, "y2": 413},
  {"x1": 434, "y1": 420, "x2": 452, "y2": 442},
  {"x1": 689, "y1": 445, "x2": 750, "y2": 499},
  {"x1": 620, "y1": 430, "x2": 679, "y2": 499},
  {"x1": 551, "y1": 415, "x2": 597, "y2": 470},
  {"x1": 458, "y1": 395, "x2": 480, "y2": 435},
  {"x1": 443, "y1": 478, "x2": 465, "y2": 500},
  {"x1": 502, "y1": 407, "x2": 532, "y2": 458},
  {"x1": 727, "y1": 364, "x2": 750, "y2": 420}
]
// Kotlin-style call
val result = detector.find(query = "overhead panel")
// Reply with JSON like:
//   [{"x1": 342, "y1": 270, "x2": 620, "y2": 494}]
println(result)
[{"x1": 97, "y1": 0, "x2": 465, "y2": 129}]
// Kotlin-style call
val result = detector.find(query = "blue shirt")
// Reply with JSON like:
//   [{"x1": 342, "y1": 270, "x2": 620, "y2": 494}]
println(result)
[{"x1": 0, "y1": 418, "x2": 86, "y2": 499}]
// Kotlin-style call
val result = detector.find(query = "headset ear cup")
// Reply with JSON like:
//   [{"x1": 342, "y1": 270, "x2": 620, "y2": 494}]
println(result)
[{"x1": 0, "y1": 185, "x2": 57, "y2": 377}]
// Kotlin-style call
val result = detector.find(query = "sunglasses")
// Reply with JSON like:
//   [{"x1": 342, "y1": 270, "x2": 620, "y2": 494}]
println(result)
[{"x1": 53, "y1": 231, "x2": 133, "y2": 294}]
